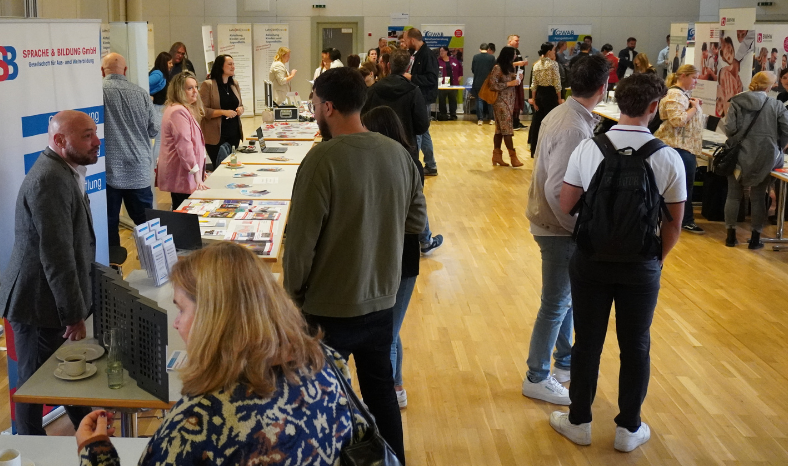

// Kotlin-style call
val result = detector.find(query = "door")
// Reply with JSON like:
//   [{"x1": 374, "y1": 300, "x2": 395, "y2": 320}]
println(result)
[{"x1": 315, "y1": 20, "x2": 360, "y2": 68}]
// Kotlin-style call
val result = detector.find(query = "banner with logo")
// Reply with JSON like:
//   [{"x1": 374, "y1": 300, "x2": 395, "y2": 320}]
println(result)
[
  {"x1": 218, "y1": 24, "x2": 254, "y2": 111},
  {"x1": 253, "y1": 23, "x2": 288, "y2": 114},
  {"x1": 716, "y1": 8, "x2": 756, "y2": 118},
  {"x1": 688, "y1": 24, "x2": 696, "y2": 44},
  {"x1": 753, "y1": 24, "x2": 788, "y2": 88},
  {"x1": 0, "y1": 19, "x2": 108, "y2": 432},
  {"x1": 420, "y1": 24, "x2": 465, "y2": 64},
  {"x1": 202, "y1": 24, "x2": 215, "y2": 75},
  {"x1": 669, "y1": 23, "x2": 690, "y2": 75},
  {"x1": 547, "y1": 25, "x2": 592, "y2": 60},
  {"x1": 694, "y1": 22, "x2": 720, "y2": 116}
]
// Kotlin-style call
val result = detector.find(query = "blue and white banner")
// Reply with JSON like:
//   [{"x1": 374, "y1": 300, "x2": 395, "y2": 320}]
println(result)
[
  {"x1": 547, "y1": 24, "x2": 592, "y2": 59},
  {"x1": 0, "y1": 19, "x2": 108, "y2": 271}
]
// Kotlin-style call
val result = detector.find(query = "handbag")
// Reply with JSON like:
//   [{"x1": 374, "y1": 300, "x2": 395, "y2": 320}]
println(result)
[
  {"x1": 711, "y1": 99, "x2": 767, "y2": 176},
  {"x1": 478, "y1": 73, "x2": 499, "y2": 105},
  {"x1": 322, "y1": 344, "x2": 403, "y2": 466}
]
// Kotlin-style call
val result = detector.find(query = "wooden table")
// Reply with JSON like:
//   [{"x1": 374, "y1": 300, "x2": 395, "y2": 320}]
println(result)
[{"x1": 0, "y1": 435, "x2": 149, "y2": 465}]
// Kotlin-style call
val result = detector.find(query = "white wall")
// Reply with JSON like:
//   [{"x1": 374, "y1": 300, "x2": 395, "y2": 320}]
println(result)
[{"x1": 700, "y1": 0, "x2": 788, "y2": 22}]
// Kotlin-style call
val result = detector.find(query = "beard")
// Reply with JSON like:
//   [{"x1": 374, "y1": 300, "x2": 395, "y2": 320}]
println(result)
[
  {"x1": 316, "y1": 117, "x2": 332, "y2": 141},
  {"x1": 65, "y1": 141, "x2": 99, "y2": 166}
]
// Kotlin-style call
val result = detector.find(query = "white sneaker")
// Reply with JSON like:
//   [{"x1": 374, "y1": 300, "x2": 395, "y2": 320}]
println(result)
[
  {"x1": 396, "y1": 389, "x2": 407, "y2": 409},
  {"x1": 521, "y1": 376, "x2": 570, "y2": 405},
  {"x1": 489, "y1": 120, "x2": 495, "y2": 125},
  {"x1": 552, "y1": 367, "x2": 570, "y2": 383},
  {"x1": 614, "y1": 423, "x2": 651, "y2": 452},
  {"x1": 477, "y1": 120, "x2": 483, "y2": 126},
  {"x1": 550, "y1": 411, "x2": 591, "y2": 445}
]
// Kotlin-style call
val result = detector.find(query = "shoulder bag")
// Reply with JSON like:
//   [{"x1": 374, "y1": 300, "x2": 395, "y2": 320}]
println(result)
[
  {"x1": 322, "y1": 344, "x2": 403, "y2": 466},
  {"x1": 478, "y1": 72, "x2": 499, "y2": 105},
  {"x1": 711, "y1": 99, "x2": 767, "y2": 176}
]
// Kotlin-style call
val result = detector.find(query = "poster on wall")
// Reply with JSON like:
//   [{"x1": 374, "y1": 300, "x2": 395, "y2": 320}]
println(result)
[
  {"x1": 387, "y1": 25, "x2": 409, "y2": 48},
  {"x1": 253, "y1": 24, "x2": 288, "y2": 114},
  {"x1": 694, "y1": 22, "x2": 719, "y2": 116},
  {"x1": 669, "y1": 23, "x2": 689, "y2": 75},
  {"x1": 754, "y1": 24, "x2": 788, "y2": 92},
  {"x1": 202, "y1": 25, "x2": 216, "y2": 76},
  {"x1": 547, "y1": 25, "x2": 592, "y2": 60},
  {"x1": 715, "y1": 8, "x2": 756, "y2": 118},
  {"x1": 688, "y1": 24, "x2": 696, "y2": 44},
  {"x1": 420, "y1": 24, "x2": 464, "y2": 64},
  {"x1": 218, "y1": 24, "x2": 254, "y2": 111}
]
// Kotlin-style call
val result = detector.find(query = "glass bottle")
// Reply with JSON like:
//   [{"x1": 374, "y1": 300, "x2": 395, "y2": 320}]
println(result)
[{"x1": 104, "y1": 328, "x2": 124, "y2": 389}]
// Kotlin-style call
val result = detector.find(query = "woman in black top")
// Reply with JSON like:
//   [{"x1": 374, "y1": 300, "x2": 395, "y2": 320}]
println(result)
[
  {"x1": 199, "y1": 55, "x2": 244, "y2": 168},
  {"x1": 777, "y1": 68, "x2": 788, "y2": 107}
]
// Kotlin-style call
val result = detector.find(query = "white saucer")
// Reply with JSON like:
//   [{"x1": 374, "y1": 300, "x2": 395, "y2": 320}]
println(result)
[
  {"x1": 54, "y1": 363, "x2": 97, "y2": 381},
  {"x1": 22, "y1": 458, "x2": 34, "y2": 466},
  {"x1": 55, "y1": 343, "x2": 105, "y2": 362}
]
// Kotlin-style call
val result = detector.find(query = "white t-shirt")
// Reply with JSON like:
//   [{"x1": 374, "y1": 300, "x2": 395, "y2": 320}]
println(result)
[{"x1": 563, "y1": 125, "x2": 687, "y2": 204}]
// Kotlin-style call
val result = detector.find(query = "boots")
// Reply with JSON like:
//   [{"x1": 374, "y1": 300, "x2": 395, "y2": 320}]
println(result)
[
  {"x1": 725, "y1": 228, "x2": 738, "y2": 247},
  {"x1": 509, "y1": 148, "x2": 524, "y2": 167},
  {"x1": 492, "y1": 149, "x2": 509, "y2": 167},
  {"x1": 749, "y1": 230, "x2": 764, "y2": 250}
]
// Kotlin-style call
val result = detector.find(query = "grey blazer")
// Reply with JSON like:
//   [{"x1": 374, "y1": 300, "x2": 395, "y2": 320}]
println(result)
[{"x1": 0, "y1": 148, "x2": 96, "y2": 328}]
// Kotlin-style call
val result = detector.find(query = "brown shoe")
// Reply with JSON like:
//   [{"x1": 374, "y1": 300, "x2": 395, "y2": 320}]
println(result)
[
  {"x1": 492, "y1": 149, "x2": 509, "y2": 166},
  {"x1": 509, "y1": 149, "x2": 524, "y2": 167}
]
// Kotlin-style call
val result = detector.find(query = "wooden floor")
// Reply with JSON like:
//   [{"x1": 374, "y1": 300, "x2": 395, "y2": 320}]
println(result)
[{"x1": 4, "y1": 118, "x2": 788, "y2": 464}]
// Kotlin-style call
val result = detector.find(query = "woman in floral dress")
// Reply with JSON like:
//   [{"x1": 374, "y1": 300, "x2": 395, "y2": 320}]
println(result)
[{"x1": 489, "y1": 46, "x2": 524, "y2": 167}]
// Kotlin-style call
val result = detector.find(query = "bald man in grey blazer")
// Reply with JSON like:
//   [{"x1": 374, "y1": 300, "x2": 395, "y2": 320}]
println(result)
[{"x1": 0, "y1": 110, "x2": 99, "y2": 435}]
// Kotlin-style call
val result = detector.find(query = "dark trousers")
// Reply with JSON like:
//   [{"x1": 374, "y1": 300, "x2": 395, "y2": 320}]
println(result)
[
  {"x1": 11, "y1": 322, "x2": 92, "y2": 435},
  {"x1": 438, "y1": 89, "x2": 458, "y2": 118},
  {"x1": 674, "y1": 148, "x2": 697, "y2": 225},
  {"x1": 106, "y1": 185, "x2": 153, "y2": 247},
  {"x1": 567, "y1": 253, "x2": 662, "y2": 431},
  {"x1": 170, "y1": 192, "x2": 190, "y2": 211},
  {"x1": 305, "y1": 308, "x2": 406, "y2": 465}
]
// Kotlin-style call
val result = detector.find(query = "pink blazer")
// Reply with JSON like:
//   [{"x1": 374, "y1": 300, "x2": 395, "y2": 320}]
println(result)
[{"x1": 157, "y1": 105, "x2": 206, "y2": 194}]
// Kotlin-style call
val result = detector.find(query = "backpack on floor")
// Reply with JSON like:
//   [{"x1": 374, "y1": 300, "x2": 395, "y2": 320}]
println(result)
[{"x1": 570, "y1": 134, "x2": 673, "y2": 262}]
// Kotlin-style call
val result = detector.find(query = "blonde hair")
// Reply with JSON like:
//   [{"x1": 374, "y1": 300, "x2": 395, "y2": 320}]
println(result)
[
  {"x1": 633, "y1": 53, "x2": 654, "y2": 73},
  {"x1": 170, "y1": 242, "x2": 325, "y2": 398},
  {"x1": 274, "y1": 47, "x2": 291, "y2": 62},
  {"x1": 666, "y1": 64, "x2": 699, "y2": 87},
  {"x1": 166, "y1": 71, "x2": 205, "y2": 121},
  {"x1": 749, "y1": 71, "x2": 776, "y2": 91}
]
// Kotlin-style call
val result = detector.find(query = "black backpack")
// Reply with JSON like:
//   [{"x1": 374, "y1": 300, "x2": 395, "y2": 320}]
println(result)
[{"x1": 570, "y1": 134, "x2": 673, "y2": 262}]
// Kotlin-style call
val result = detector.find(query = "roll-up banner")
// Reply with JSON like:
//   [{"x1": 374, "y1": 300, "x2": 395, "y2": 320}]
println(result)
[
  {"x1": 202, "y1": 24, "x2": 215, "y2": 74},
  {"x1": 754, "y1": 24, "x2": 788, "y2": 92},
  {"x1": 0, "y1": 19, "x2": 108, "y2": 432},
  {"x1": 421, "y1": 24, "x2": 464, "y2": 64},
  {"x1": 717, "y1": 8, "x2": 756, "y2": 118},
  {"x1": 110, "y1": 22, "x2": 149, "y2": 92},
  {"x1": 217, "y1": 24, "x2": 254, "y2": 112},
  {"x1": 694, "y1": 22, "x2": 720, "y2": 116},
  {"x1": 548, "y1": 25, "x2": 592, "y2": 59},
  {"x1": 669, "y1": 23, "x2": 690, "y2": 75},
  {"x1": 147, "y1": 23, "x2": 155, "y2": 70},
  {"x1": 253, "y1": 23, "x2": 288, "y2": 114}
]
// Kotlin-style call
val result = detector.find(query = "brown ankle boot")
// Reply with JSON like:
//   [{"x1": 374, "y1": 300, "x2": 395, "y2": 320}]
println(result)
[
  {"x1": 509, "y1": 148, "x2": 523, "y2": 167},
  {"x1": 492, "y1": 149, "x2": 509, "y2": 166}
]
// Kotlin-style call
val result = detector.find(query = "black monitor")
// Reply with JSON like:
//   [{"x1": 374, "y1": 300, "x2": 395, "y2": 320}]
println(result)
[{"x1": 144, "y1": 209, "x2": 202, "y2": 250}]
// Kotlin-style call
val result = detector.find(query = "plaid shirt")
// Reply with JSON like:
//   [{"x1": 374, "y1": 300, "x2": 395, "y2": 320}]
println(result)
[{"x1": 102, "y1": 74, "x2": 160, "y2": 189}]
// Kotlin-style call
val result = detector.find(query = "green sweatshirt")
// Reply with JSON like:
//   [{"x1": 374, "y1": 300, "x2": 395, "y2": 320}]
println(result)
[{"x1": 283, "y1": 131, "x2": 427, "y2": 317}]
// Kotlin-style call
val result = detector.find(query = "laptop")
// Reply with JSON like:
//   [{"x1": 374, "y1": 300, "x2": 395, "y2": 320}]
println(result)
[
  {"x1": 256, "y1": 127, "x2": 287, "y2": 153},
  {"x1": 145, "y1": 209, "x2": 206, "y2": 252}
]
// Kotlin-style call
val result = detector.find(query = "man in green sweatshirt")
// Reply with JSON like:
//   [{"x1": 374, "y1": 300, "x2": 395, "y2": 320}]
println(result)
[{"x1": 283, "y1": 67, "x2": 427, "y2": 465}]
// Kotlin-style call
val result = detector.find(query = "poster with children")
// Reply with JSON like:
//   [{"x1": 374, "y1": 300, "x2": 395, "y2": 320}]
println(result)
[
  {"x1": 694, "y1": 22, "x2": 720, "y2": 117},
  {"x1": 753, "y1": 24, "x2": 788, "y2": 92},
  {"x1": 715, "y1": 8, "x2": 755, "y2": 118}
]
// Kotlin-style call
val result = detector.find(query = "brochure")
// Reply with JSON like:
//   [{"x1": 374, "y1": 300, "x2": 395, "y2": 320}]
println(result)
[
  {"x1": 234, "y1": 211, "x2": 280, "y2": 221},
  {"x1": 162, "y1": 235, "x2": 178, "y2": 273},
  {"x1": 239, "y1": 189, "x2": 270, "y2": 197}
]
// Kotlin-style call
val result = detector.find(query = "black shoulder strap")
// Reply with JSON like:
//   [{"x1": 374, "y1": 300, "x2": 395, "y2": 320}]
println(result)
[
  {"x1": 634, "y1": 138, "x2": 667, "y2": 158},
  {"x1": 591, "y1": 134, "x2": 619, "y2": 158},
  {"x1": 733, "y1": 98, "x2": 769, "y2": 145}
]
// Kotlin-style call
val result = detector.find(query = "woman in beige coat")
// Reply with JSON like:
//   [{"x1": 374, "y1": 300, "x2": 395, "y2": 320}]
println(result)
[
  {"x1": 199, "y1": 54, "x2": 244, "y2": 167},
  {"x1": 269, "y1": 47, "x2": 297, "y2": 105}
]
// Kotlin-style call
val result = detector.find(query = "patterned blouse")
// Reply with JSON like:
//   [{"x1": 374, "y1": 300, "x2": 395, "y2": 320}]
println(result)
[
  {"x1": 79, "y1": 350, "x2": 368, "y2": 466},
  {"x1": 654, "y1": 87, "x2": 704, "y2": 155},
  {"x1": 531, "y1": 57, "x2": 561, "y2": 93}
]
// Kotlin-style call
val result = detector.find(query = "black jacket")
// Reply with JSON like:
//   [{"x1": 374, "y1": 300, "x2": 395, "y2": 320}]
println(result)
[
  {"x1": 617, "y1": 47, "x2": 638, "y2": 79},
  {"x1": 410, "y1": 44, "x2": 439, "y2": 102}
]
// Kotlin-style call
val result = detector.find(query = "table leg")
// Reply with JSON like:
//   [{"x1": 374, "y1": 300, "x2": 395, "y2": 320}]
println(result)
[
  {"x1": 119, "y1": 410, "x2": 138, "y2": 438},
  {"x1": 763, "y1": 177, "x2": 788, "y2": 249}
]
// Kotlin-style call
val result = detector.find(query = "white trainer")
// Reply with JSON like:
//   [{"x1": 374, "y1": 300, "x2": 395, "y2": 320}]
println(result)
[
  {"x1": 552, "y1": 367, "x2": 570, "y2": 383},
  {"x1": 522, "y1": 376, "x2": 570, "y2": 405},
  {"x1": 396, "y1": 389, "x2": 407, "y2": 409},
  {"x1": 550, "y1": 411, "x2": 591, "y2": 446},
  {"x1": 614, "y1": 423, "x2": 651, "y2": 452}
]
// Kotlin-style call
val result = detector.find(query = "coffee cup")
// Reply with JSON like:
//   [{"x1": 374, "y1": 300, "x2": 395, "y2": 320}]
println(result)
[
  {"x1": 0, "y1": 448, "x2": 21, "y2": 466},
  {"x1": 58, "y1": 355, "x2": 86, "y2": 377}
]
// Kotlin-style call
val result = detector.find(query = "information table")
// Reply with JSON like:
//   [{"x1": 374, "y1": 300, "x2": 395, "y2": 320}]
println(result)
[
  {"x1": 229, "y1": 140, "x2": 313, "y2": 165},
  {"x1": 0, "y1": 435, "x2": 149, "y2": 465},
  {"x1": 193, "y1": 164, "x2": 298, "y2": 201}
]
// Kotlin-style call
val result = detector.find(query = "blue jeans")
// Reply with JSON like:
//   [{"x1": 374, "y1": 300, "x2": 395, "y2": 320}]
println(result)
[
  {"x1": 416, "y1": 104, "x2": 436, "y2": 170},
  {"x1": 475, "y1": 94, "x2": 493, "y2": 121},
  {"x1": 674, "y1": 147, "x2": 696, "y2": 225},
  {"x1": 391, "y1": 276, "x2": 417, "y2": 387},
  {"x1": 418, "y1": 216, "x2": 433, "y2": 246},
  {"x1": 107, "y1": 185, "x2": 154, "y2": 247},
  {"x1": 526, "y1": 235, "x2": 575, "y2": 382}
]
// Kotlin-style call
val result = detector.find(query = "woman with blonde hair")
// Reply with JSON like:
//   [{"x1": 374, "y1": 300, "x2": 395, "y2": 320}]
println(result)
[
  {"x1": 76, "y1": 242, "x2": 366, "y2": 464},
  {"x1": 633, "y1": 52, "x2": 657, "y2": 75},
  {"x1": 156, "y1": 71, "x2": 208, "y2": 209},
  {"x1": 722, "y1": 71, "x2": 788, "y2": 248},
  {"x1": 655, "y1": 64, "x2": 705, "y2": 234},
  {"x1": 269, "y1": 46, "x2": 297, "y2": 105}
]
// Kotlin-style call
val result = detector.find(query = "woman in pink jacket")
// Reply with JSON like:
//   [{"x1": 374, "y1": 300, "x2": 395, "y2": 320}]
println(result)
[{"x1": 157, "y1": 71, "x2": 209, "y2": 209}]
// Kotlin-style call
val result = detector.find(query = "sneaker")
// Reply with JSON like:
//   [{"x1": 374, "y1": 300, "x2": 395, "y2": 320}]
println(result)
[
  {"x1": 396, "y1": 389, "x2": 407, "y2": 408},
  {"x1": 513, "y1": 124, "x2": 523, "y2": 131},
  {"x1": 489, "y1": 120, "x2": 495, "y2": 125},
  {"x1": 420, "y1": 235, "x2": 444, "y2": 255},
  {"x1": 478, "y1": 120, "x2": 483, "y2": 126},
  {"x1": 424, "y1": 167, "x2": 438, "y2": 177},
  {"x1": 614, "y1": 423, "x2": 651, "y2": 452},
  {"x1": 550, "y1": 411, "x2": 591, "y2": 446},
  {"x1": 552, "y1": 367, "x2": 570, "y2": 384},
  {"x1": 682, "y1": 223, "x2": 705, "y2": 234},
  {"x1": 521, "y1": 376, "x2": 570, "y2": 405}
]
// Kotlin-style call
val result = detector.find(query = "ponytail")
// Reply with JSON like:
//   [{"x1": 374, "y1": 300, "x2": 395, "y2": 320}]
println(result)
[{"x1": 666, "y1": 73, "x2": 678, "y2": 87}]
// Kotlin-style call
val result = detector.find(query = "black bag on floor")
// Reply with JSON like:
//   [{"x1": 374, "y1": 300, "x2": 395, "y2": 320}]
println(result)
[{"x1": 700, "y1": 170, "x2": 745, "y2": 222}]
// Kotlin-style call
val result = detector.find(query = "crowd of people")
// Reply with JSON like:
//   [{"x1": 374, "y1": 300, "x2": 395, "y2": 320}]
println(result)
[{"x1": 1, "y1": 31, "x2": 786, "y2": 465}]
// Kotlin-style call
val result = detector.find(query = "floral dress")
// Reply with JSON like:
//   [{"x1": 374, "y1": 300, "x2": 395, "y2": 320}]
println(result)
[{"x1": 489, "y1": 64, "x2": 517, "y2": 136}]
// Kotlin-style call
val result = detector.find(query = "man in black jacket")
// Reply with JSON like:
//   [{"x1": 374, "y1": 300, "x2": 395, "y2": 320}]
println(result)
[{"x1": 616, "y1": 37, "x2": 638, "y2": 80}]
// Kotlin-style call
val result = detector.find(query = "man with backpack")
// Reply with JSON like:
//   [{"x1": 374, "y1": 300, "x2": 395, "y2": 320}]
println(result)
[{"x1": 551, "y1": 72, "x2": 686, "y2": 452}]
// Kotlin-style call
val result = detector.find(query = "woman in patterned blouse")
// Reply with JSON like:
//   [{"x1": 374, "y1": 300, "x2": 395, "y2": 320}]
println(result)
[
  {"x1": 528, "y1": 42, "x2": 563, "y2": 156},
  {"x1": 489, "y1": 46, "x2": 525, "y2": 167},
  {"x1": 76, "y1": 242, "x2": 366, "y2": 465}
]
